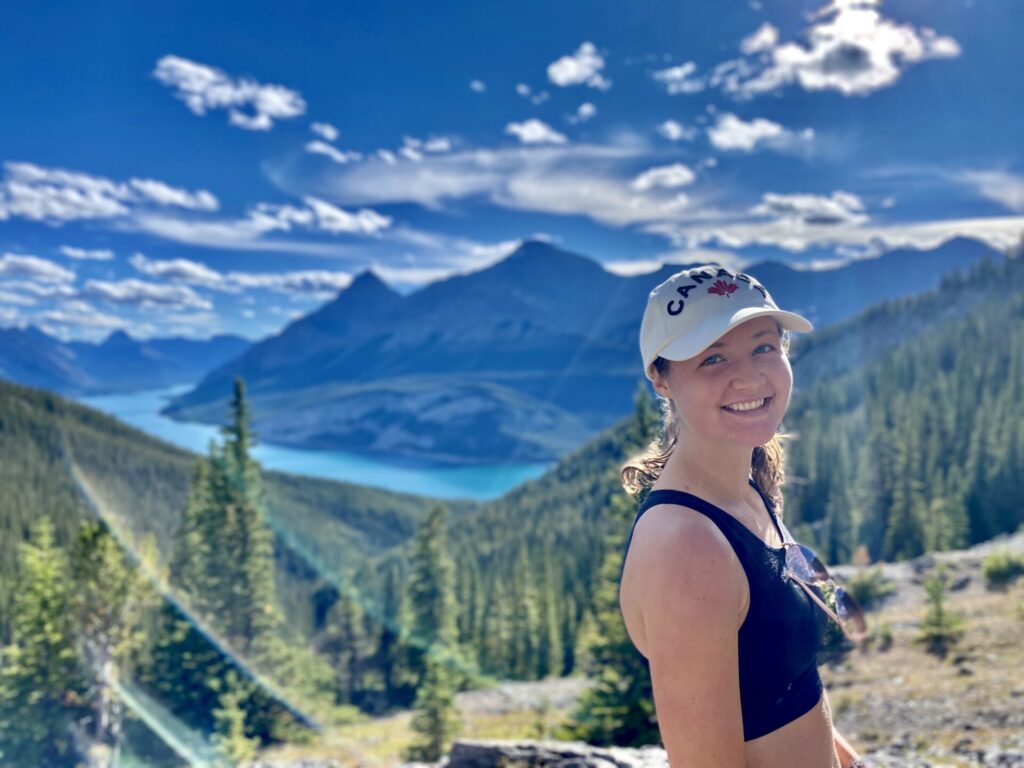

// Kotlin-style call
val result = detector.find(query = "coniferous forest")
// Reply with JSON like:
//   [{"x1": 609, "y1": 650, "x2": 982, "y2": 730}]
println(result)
[{"x1": 0, "y1": 253, "x2": 1022, "y2": 765}]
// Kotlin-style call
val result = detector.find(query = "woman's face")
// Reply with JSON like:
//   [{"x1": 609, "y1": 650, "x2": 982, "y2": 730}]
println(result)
[{"x1": 651, "y1": 315, "x2": 793, "y2": 449}]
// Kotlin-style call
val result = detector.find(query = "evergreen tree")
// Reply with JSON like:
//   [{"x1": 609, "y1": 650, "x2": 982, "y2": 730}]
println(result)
[
  {"x1": 404, "y1": 504, "x2": 462, "y2": 755},
  {"x1": 406, "y1": 503, "x2": 458, "y2": 684},
  {"x1": 403, "y1": 656, "x2": 461, "y2": 763},
  {"x1": 212, "y1": 670, "x2": 260, "y2": 767},
  {"x1": 316, "y1": 574, "x2": 371, "y2": 706},
  {"x1": 0, "y1": 517, "x2": 87, "y2": 767},
  {"x1": 68, "y1": 520, "x2": 159, "y2": 760},
  {"x1": 914, "y1": 564, "x2": 966, "y2": 658},
  {"x1": 561, "y1": 487, "x2": 657, "y2": 746}
]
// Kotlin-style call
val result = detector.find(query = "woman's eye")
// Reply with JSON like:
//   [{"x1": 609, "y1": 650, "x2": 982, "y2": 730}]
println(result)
[
  {"x1": 755, "y1": 343, "x2": 776, "y2": 353},
  {"x1": 699, "y1": 354, "x2": 723, "y2": 367}
]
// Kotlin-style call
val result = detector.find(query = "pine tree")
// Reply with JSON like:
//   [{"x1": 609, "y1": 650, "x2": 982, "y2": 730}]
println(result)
[
  {"x1": 0, "y1": 517, "x2": 87, "y2": 767},
  {"x1": 914, "y1": 564, "x2": 966, "y2": 659},
  {"x1": 68, "y1": 520, "x2": 159, "y2": 759},
  {"x1": 212, "y1": 670, "x2": 260, "y2": 766},
  {"x1": 406, "y1": 504, "x2": 458, "y2": 684},
  {"x1": 402, "y1": 656, "x2": 461, "y2": 763},
  {"x1": 317, "y1": 574, "x2": 371, "y2": 706},
  {"x1": 560, "y1": 488, "x2": 658, "y2": 746},
  {"x1": 404, "y1": 504, "x2": 462, "y2": 756}
]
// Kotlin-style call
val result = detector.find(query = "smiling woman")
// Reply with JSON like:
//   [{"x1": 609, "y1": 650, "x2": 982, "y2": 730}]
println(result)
[{"x1": 618, "y1": 265, "x2": 867, "y2": 767}]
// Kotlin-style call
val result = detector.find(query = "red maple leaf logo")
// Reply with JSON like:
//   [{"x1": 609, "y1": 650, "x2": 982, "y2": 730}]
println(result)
[{"x1": 707, "y1": 280, "x2": 738, "y2": 297}]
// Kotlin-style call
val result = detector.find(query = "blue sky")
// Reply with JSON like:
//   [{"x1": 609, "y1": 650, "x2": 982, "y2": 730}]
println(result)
[{"x1": 1, "y1": 0, "x2": 1022, "y2": 341}]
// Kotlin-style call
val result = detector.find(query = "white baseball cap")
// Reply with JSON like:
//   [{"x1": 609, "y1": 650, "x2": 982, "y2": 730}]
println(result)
[{"x1": 639, "y1": 265, "x2": 813, "y2": 381}]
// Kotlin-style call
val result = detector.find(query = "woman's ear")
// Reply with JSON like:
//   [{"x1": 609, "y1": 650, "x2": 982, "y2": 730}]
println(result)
[{"x1": 650, "y1": 363, "x2": 672, "y2": 399}]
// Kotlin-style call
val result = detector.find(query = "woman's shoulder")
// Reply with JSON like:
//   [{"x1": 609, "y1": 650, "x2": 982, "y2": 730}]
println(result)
[{"x1": 620, "y1": 498, "x2": 747, "y2": 655}]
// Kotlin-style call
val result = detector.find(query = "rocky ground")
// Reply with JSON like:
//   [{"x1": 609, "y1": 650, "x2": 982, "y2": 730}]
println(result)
[{"x1": 259, "y1": 530, "x2": 1024, "y2": 768}]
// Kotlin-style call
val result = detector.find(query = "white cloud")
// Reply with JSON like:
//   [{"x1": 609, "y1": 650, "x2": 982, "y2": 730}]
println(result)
[
  {"x1": 305, "y1": 140, "x2": 363, "y2": 164},
  {"x1": 959, "y1": 170, "x2": 1024, "y2": 213},
  {"x1": 0, "y1": 253, "x2": 76, "y2": 283},
  {"x1": 128, "y1": 251, "x2": 356, "y2": 299},
  {"x1": 469, "y1": 79, "x2": 486, "y2": 93},
  {"x1": 652, "y1": 61, "x2": 705, "y2": 94},
  {"x1": 750, "y1": 191, "x2": 867, "y2": 225},
  {"x1": 0, "y1": 280, "x2": 77, "y2": 299},
  {"x1": 657, "y1": 120, "x2": 699, "y2": 142},
  {"x1": 278, "y1": 142, "x2": 721, "y2": 227},
  {"x1": 646, "y1": 211, "x2": 1024, "y2": 255},
  {"x1": 631, "y1": 163, "x2": 697, "y2": 191},
  {"x1": 505, "y1": 119, "x2": 568, "y2": 145},
  {"x1": 722, "y1": 0, "x2": 960, "y2": 97},
  {"x1": 60, "y1": 246, "x2": 115, "y2": 261},
  {"x1": 82, "y1": 278, "x2": 212, "y2": 310},
  {"x1": 153, "y1": 54, "x2": 306, "y2": 130},
  {"x1": 303, "y1": 196, "x2": 392, "y2": 235},
  {"x1": 741, "y1": 23, "x2": 780, "y2": 54},
  {"x1": 547, "y1": 42, "x2": 612, "y2": 90},
  {"x1": 603, "y1": 247, "x2": 747, "y2": 276},
  {"x1": 129, "y1": 252, "x2": 228, "y2": 290},
  {"x1": 35, "y1": 301, "x2": 135, "y2": 339},
  {"x1": 567, "y1": 102, "x2": 597, "y2": 125},
  {"x1": 516, "y1": 83, "x2": 531, "y2": 97},
  {"x1": 377, "y1": 149, "x2": 398, "y2": 165},
  {"x1": 0, "y1": 161, "x2": 220, "y2": 223},
  {"x1": 707, "y1": 113, "x2": 814, "y2": 152},
  {"x1": 128, "y1": 178, "x2": 219, "y2": 211},
  {"x1": 227, "y1": 269, "x2": 354, "y2": 298},
  {"x1": 311, "y1": 122, "x2": 339, "y2": 141},
  {"x1": 425, "y1": 137, "x2": 452, "y2": 153}
]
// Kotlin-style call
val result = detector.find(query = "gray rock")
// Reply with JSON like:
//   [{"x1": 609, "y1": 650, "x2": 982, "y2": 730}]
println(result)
[{"x1": 443, "y1": 739, "x2": 667, "y2": 768}]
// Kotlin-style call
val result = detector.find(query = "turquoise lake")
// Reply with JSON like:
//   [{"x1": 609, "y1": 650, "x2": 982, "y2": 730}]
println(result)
[{"x1": 78, "y1": 386, "x2": 550, "y2": 501}]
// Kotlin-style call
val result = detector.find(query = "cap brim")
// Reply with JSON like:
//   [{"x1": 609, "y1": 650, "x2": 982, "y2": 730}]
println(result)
[{"x1": 656, "y1": 307, "x2": 813, "y2": 363}]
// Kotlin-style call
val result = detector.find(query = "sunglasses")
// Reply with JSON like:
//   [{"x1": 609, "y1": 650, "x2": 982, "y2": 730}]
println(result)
[{"x1": 778, "y1": 525, "x2": 868, "y2": 643}]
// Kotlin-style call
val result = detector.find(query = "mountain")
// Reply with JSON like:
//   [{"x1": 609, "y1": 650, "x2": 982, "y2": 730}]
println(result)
[
  {"x1": 0, "y1": 326, "x2": 252, "y2": 395},
  {"x1": 162, "y1": 237, "x2": 1002, "y2": 464}
]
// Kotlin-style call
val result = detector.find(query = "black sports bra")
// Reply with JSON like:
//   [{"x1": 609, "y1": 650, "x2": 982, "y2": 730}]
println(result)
[{"x1": 619, "y1": 479, "x2": 827, "y2": 741}]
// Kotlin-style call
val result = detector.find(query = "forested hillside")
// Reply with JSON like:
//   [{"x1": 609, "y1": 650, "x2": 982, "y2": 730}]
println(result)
[{"x1": 1, "y1": 253, "x2": 1021, "y2": 765}]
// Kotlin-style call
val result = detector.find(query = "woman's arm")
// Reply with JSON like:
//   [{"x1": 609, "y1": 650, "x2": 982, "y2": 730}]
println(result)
[
  {"x1": 832, "y1": 726, "x2": 862, "y2": 767},
  {"x1": 628, "y1": 514, "x2": 749, "y2": 767}
]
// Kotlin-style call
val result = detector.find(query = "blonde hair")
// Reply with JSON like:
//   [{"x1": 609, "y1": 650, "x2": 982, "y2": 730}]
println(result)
[{"x1": 620, "y1": 326, "x2": 791, "y2": 514}]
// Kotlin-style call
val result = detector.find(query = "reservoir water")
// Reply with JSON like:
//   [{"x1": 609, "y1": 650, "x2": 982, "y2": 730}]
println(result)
[{"x1": 78, "y1": 385, "x2": 551, "y2": 501}]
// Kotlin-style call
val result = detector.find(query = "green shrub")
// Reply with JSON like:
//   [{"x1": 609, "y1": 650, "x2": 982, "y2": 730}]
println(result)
[
  {"x1": 981, "y1": 549, "x2": 1024, "y2": 590},
  {"x1": 846, "y1": 567, "x2": 896, "y2": 610},
  {"x1": 914, "y1": 565, "x2": 966, "y2": 659}
]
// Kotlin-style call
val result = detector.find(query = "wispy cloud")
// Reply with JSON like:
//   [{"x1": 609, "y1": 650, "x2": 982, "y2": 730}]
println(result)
[
  {"x1": 547, "y1": 42, "x2": 611, "y2": 90},
  {"x1": 959, "y1": 170, "x2": 1024, "y2": 213},
  {"x1": 128, "y1": 251, "x2": 357, "y2": 300},
  {"x1": 60, "y1": 246, "x2": 115, "y2": 261},
  {"x1": 469, "y1": 79, "x2": 486, "y2": 93},
  {"x1": 310, "y1": 122, "x2": 339, "y2": 141},
  {"x1": 81, "y1": 278, "x2": 213, "y2": 310},
  {"x1": 631, "y1": 163, "x2": 696, "y2": 191},
  {"x1": 566, "y1": 102, "x2": 597, "y2": 125},
  {"x1": 657, "y1": 120, "x2": 699, "y2": 142},
  {"x1": 706, "y1": 113, "x2": 814, "y2": 152},
  {"x1": 652, "y1": 61, "x2": 705, "y2": 94},
  {"x1": 0, "y1": 252, "x2": 76, "y2": 283},
  {"x1": 153, "y1": 54, "x2": 306, "y2": 130},
  {"x1": 305, "y1": 140, "x2": 363, "y2": 164},
  {"x1": 0, "y1": 161, "x2": 219, "y2": 223},
  {"x1": 505, "y1": 119, "x2": 568, "y2": 145}
]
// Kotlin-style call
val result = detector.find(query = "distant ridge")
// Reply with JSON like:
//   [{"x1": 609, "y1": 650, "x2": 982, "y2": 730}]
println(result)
[{"x1": 0, "y1": 327, "x2": 251, "y2": 395}]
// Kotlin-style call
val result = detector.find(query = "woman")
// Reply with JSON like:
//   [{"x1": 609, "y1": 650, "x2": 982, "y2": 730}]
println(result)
[{"x1": 618, "y1": 265, "x2": 867, "y2": 767}]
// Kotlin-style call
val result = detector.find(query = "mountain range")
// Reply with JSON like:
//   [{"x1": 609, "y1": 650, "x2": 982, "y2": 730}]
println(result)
[
  {"x1": 0, "y1": 327, "x2": 251, "y2": 395},
  {"x1": 160, "y1": 236, "x2": 1002, "y2": 464}
]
